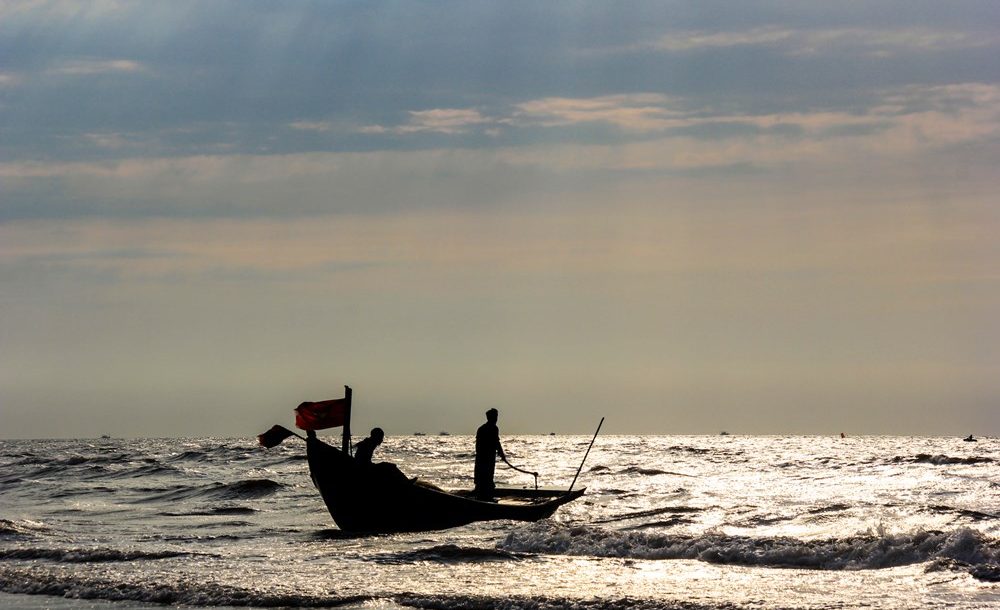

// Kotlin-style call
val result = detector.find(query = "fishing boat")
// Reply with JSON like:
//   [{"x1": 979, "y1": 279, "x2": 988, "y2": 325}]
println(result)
[
  {"x1": 261, "y1": 386, "x2": 594, "y2": 533},
  {"x1": 306, "y1": 434, "x2": 583, "y2": 533}
]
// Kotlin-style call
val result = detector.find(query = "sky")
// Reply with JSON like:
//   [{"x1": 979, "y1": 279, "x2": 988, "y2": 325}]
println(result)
[{"x1": 2, "y1": 1, "x2": 998, "y2": 439}]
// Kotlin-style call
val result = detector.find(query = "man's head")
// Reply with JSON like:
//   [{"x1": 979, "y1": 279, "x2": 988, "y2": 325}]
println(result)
[
  {"x1": 371, "y1": 427, "x2": 385, "y2": 444},
  {"x1": 485, "y1": 408, "x2": 499, "y2": 423}
]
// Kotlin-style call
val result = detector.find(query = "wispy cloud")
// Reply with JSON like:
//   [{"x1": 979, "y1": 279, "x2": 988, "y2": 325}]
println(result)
[
  {"x1": 363, "y1": 108, "x2": 495, "y2": 135},
  {"x1": 515, "y1": 94, "x2": 686, "y2": 131},
  {"x1": 655, "y1": 27, "x2": 795, "y2": 52},
  {"x1": 352, "y1": 82, "x2": 1000, "y2": 154},
  {"x1": 3, "y1": 83, "x2": 997, "y2": 193},
  {"x1": 47, "y1": 58, "x2": 146, "y2": 76},
  {"x1": 653, "y1": 26, "x2": 996, "y2": 57},
  {"x1": 289, "y1": 121, "x2": 335, "y2": 133},
  {"x1": 0, "y1": 0, "x2": 130, "y2": 20}
]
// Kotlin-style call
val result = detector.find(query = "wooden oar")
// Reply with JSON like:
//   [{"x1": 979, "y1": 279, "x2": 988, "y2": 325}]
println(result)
[{"x1": 568, "y1": 417, "x2": 604, "y2": 492}]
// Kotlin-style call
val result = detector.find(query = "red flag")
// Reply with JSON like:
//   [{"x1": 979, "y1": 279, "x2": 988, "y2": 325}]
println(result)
[
  {"x1": 257, "y1": 425, "x2": 295, "y2": 448},
  {"x1": 295, "y1": 398, "x2": 349, "y2": 431}
]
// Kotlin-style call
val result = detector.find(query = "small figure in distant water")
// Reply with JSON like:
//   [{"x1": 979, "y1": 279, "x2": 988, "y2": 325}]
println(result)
[
  {"x1": 474, "y1": 408, "x2": 506, "y2": 500},
  {"x1": 354, "y1": 427, "x2": 385, "y2": 465},
  {"x1": 840, "y1": 432, "x2": 846, "y2": 439},
  {"x1": 964, "y1": 434, "x2": 976, "y2": 442}
]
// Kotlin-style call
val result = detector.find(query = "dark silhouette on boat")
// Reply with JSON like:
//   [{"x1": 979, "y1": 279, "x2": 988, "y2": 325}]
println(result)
[
  {"x1": 260, "y1": 386, "x2": 589, "y2": 533},
  {"x1": 306, "y1": 433, "x2": 584, "y2": 533}
]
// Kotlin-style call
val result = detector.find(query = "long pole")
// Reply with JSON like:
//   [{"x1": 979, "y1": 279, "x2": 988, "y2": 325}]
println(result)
[
  {"x1": 342, "y1": 385, "x2": 352, "y2": 454},
  {"x1": 568, "y1": 417, "x2": 604, "y2": 492}
]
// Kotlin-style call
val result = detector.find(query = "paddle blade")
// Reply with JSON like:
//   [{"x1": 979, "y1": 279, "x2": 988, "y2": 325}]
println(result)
[{"x1": 258, "y1": 425, "x2": 295, "y2": 448}]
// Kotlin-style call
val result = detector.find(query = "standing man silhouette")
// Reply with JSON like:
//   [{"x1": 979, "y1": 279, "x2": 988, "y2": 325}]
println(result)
[{"x1": 474, "y1": 408, "x2": 506, "y2": 500}]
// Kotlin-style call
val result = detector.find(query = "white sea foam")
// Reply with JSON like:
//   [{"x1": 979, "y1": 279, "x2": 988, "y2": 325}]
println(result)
[{"x1": 500, "y1": 522, "x2": 1000, "y2": 573}]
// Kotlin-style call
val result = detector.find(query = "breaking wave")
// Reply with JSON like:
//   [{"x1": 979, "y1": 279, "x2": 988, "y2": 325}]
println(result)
[
  {"x1": 0, "y1": 566, "x2": 375, "y2": 607},
  {"x1": 0, "y1": 547, "x2": 197, "y2": 563},
  {"x1": 0, "y1": 520, "x2": 49, "y2": 538},
  {"x1": 500, "y1": 523, "x2": 1000, "y2": 579},
  {"x1": 0, "y1": 566, "x2": 743, "y2": 610},
  {"x1": 894, "y1": 454, "x2": 994, "y2": 466},
  {"x1": 395, "y1": 593, "x2": 744, "y2": 610},
  {"x1": 373, "y1": 544, "x2": 528, "y2": 564}
]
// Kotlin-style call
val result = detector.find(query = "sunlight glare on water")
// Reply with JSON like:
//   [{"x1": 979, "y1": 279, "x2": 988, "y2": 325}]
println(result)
[{"x1": 1, "y1": 434, "x2": 998, "y2": 609}]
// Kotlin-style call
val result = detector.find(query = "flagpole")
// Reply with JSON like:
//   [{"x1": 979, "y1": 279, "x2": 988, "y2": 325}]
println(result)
[{"x1": 342, "y1": 385, "x2": 352, "y2": 454}]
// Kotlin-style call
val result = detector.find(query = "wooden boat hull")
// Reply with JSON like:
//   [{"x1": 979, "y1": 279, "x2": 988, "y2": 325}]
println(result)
[{"x1": 307, "y1": 437, "x2": 584, "y2": 533}]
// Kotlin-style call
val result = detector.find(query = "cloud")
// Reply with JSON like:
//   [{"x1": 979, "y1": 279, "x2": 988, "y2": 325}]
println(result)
[
  {"x1": 363, "y1": 108, "x2": 495, "y2": 135},
  {"x1": 362, "y1": 95, "x2": 693, "y2": 135},
  {"x1": 2, "y1": 82, "x2": 997, "y2": 224},
  {"x1": 655, "y1": 27, "x2": 796, "y2": 52},
  {"x1": 289, "y1": 121, "x2": 335, "y2": 133},
  {"x1": 47, "y1": 58, "x2": 146, "y2": 76},
  {"x1": 514, "y1": 94, "x2": 685, "y2": 131},
  {"x1": 356, "y1": 82, "x2": 1000, "y2": 154},
  {"x1": 652, "y1": 26, "x2": 996, "y2": 57},
  {"x1": 0, "y1": 0, "x2": 130, "y2": 20}
]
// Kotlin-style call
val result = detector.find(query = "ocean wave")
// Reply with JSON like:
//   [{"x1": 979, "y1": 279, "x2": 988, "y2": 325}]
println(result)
[
  {"x1": 16, "y1": 464, "x2": 105, "y2": 480},
  {"x1": 396, "y1": 593, "x2": 740, "y2": 610},
  {"x1": 592, "y1": 505, "x2": 702, "y2": 525},
  {"x1": 624, "y1": 518, "x2": 695, "y2": 531},
  {"x1": 0, "y1": 565, "x2": 747, "y2": 610},
  {"x1": 138, "y1": 478, "x2": 285, "y2": 503},
  {"x1": 105, "y1": 462, "x2": 183, "y2": 479},
  {"x1": 0, "y1": 520, "x2": 49, "y2": 538},
  {"x1": 166, "y1": 450, "x2": 210, "y2": 462},
  {"x1": 23, "y1": 453, "x2": 134, "y2": 467},
  {"x1": 500, "y1": 523, "x2": 1000, "y2": 577},
  {"x1": 0, "y1": 547, "x2": 196, "y2": 563},
  {"x1": 49, "y1": 484, "x2": 119, "y2": 499},
  {"x1": 9, "y1": 453, "x2": 144, "y2": 481},
  {"x1": 619, "y1": 466, "x2": 671, "y2": 476},
  {"x1": 0, "y1": 566, "x2": 375, "y2": 607},
  {"x1": 372, "y1": 544, "x2": 528, "y2": 565},
  {"x1": 806, "y1": 503, "x2": 853, "y2": 515},
  {"x1": 927, "y1": 505, "x2": 999, "y2": 521},
  {"x1": 666, "y1": 445, "x2": 713, "y2": 455},
  {"x1": 894, "y1": 454, "x2": 994, "y2": 466},
  {"x1": 209, "y1": 478, "x2": 285, "y2": 499},
  {"x1": 159, "y1": 506, "x2": 259, "y2": 517}
]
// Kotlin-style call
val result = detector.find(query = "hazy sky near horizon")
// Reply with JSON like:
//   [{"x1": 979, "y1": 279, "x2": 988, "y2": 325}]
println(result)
[{"x1": 2, "y1": 1, "x2": 998, "y2": 439}]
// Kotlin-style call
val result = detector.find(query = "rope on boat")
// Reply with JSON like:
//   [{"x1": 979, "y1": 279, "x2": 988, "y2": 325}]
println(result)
[{"x1": 502, "y1": 456, "x2": 539, "y2": 490}]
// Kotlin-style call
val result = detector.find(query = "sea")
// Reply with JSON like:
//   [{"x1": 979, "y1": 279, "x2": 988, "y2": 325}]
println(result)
[{"x1": 1, "y1": 434, "x2": 998, "y2": 610}]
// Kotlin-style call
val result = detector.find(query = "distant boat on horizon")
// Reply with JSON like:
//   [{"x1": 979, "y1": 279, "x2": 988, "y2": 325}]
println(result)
[
  {"x1": 438, "y1": 431, "x2": 450, "y2": 436},
  {"x1": 413, "y1": 432, "x2": 426, "y2": 436}
]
